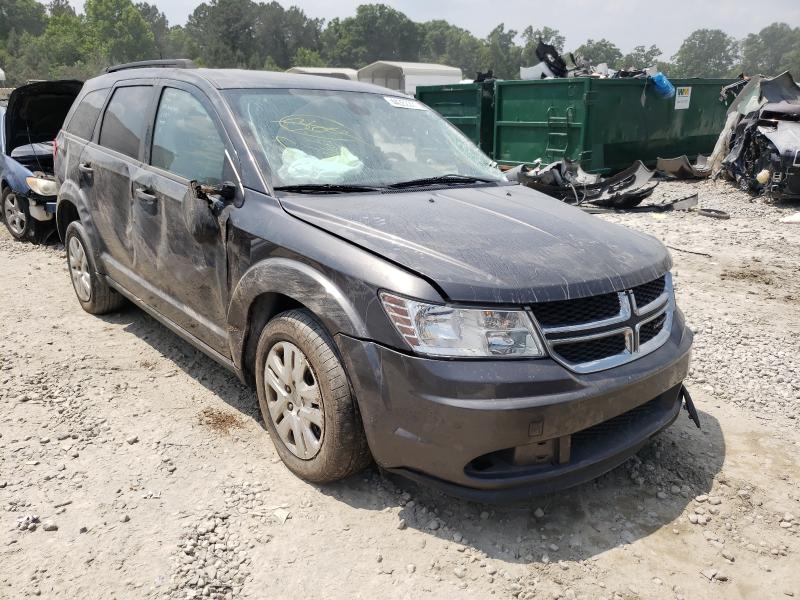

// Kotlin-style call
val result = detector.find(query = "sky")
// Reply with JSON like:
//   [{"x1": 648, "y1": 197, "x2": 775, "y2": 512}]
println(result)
[{"x1": 67, "y1": 0, "x2": 800, "y2": 58}]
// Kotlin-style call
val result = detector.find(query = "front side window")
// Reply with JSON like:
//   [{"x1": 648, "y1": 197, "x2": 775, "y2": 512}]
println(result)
[
  {"x1": 151, "y1": 88, "x2": 225, "y2": 184},
  {"x1": 224, "y1": 89, "x2": 503, "y2": 188},
  {"x1": 66, "y1": 88, "x2": 110, "y2": 140},
  {"x1": 98, "y1": 86, "x2": 153, "y2": 159}
]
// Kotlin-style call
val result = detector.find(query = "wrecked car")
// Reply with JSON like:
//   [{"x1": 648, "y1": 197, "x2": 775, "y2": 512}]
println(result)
[
  {"x1": 54, "y1": 60, "x2": 694, "y2": 500},
  {"x1": 1, "y1": 80, "x2": 82, "y2": 242},
  {"x1": 507, "y1": 159, "x2": 659, "y2": 208},
  {"x1": 712, "y1": 72, "x2": 800, "y2": 200}
]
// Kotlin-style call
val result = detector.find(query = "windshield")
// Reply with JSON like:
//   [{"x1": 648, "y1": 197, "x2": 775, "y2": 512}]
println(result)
[{"x1": 224, "y1": 89, "x2": 504, "y2": 189}]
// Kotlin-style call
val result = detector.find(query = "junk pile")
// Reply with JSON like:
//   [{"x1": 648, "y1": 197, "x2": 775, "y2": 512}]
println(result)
[
  {"x1": 506, "y1": 159, "x2": 659, "y2": 208},
  {"x1": 520, "y1": 41, "x2": 675, "y2": 98},
  {"x1": 707, "y1": 71, "x2": 800, "y2": 201}
]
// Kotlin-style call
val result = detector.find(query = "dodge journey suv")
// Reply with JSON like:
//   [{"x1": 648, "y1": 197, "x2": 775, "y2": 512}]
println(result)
[{"x1": 55, "y1": 60, "x2": 693, "y2": 500}]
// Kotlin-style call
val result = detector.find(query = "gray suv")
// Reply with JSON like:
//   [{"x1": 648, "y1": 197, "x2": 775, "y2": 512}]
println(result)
[{"x1": 55, "y1": 60, "x2": 694, "y2": 501}]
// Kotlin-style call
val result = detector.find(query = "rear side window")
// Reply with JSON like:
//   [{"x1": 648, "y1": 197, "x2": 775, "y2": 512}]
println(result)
[
  {"x1": 151, "y1": 88, "x2": 226, "y2": 183},
  {"x1": 65, "y1": 89, "x2": 109, "y2": 140},
  {"x1": 99, "y1": 86, "x2": 153, "y2": 159}
]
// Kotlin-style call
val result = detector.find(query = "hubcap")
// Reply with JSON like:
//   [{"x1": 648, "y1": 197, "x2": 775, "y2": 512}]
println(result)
[
  {"x1": 3, "y1": 193, "x2": 26, "y2": 236},
  {"x1": 68, "y1": 236, "x2": 92, "y2": 302},
  {"x1": 264, "y1": 341, "x2": 324, "y2": 459}
]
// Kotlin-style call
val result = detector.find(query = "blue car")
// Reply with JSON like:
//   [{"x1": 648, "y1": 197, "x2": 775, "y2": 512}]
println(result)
[{"x1": 1, "y1": 80, "x2": 82, "y2": 242}]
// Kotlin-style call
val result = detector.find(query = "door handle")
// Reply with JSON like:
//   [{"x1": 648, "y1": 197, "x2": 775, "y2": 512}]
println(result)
[{"x1": 78, "y1": 162, "x2": 93, "y2": 173}]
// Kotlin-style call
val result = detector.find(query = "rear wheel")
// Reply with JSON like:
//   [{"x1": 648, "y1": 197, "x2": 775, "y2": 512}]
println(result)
[
  {"x1": 255, "y1": 309, "x2": 371, "y2": 482},
  {"x1": 64, "y1": 221, "x2": 125, "y2": 314}
]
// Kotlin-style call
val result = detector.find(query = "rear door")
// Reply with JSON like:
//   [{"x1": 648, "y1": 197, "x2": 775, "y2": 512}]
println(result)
[
  {"x1": 79, "y1": 82, "x2": 156, "y2": 286},
  {"x1": 132, "y1": 81, "x2": 235, "y2": 353}
]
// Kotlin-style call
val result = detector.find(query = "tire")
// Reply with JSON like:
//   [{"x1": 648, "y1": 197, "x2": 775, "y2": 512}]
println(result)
[
  {"x1": 2, "y1": 187, "x2": 33, "y2": 241},
  {"x1": 255, "y1": 309, "x2": 371, "y2": 483},
  {"x1": 64, "y1": 221, "x2": 125, "y2": 314}
]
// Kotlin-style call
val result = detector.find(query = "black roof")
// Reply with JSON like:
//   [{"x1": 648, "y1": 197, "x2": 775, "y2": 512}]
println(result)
[{"x1": 83, "y1": 67, "x2": 402, "y2": 97}]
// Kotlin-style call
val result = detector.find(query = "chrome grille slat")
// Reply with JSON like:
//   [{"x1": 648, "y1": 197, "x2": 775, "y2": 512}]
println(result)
[{"x1": 532, "y1": 274, "x2": 674, "y2": 374}]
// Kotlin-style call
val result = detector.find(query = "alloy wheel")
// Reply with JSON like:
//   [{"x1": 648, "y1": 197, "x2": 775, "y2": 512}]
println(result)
[
  {"x1": 68, "y1": 236, "x2": 92, "y2": 302},
  {"x1": 4, "y1": 193, "x2": 26, "y2": 237},
  {"x1": 264, "y1": 341, "x2": 324, "y2": 459}
]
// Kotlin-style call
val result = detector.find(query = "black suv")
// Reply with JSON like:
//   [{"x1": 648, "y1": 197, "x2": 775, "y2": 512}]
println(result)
[{"x1": 55, "y1": 60, "x2": 693, "y2": 501}]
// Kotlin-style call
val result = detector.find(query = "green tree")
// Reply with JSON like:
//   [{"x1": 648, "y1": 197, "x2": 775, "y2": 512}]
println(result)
[
  {"x1": 620, "y1": 44, "x2": 662, "y2": 69},
  {"x1": 185, "y1": 0, "x2": 258, "y2": 67},
  {"x1": 292, "y1": 47, "x2": 325, "y2": 67},
  {"x1": 48, "y1": 0, "x2": 75, "y2": 18},
  {"x1": 321, "y1": 4, "x2": 419, "y2": 67},
  {"x1": 520, "y1": 25, "x2": 565, "y2": 65},
  {"x1": 418, "y1": 20, "x2": 487, "y2": 77},
  {"x1": 0, "y1": 0, "x2": 48, "y2": 41},
  {"x1": 575, "y1": 38, "x2": 623, "y2": 68},
  {"x1": 484, "y1": 24, "x2": 521, "y2": 79},
  {"x1": 136, "y1": 2, "x2": 171, "y2": 58},
  {"x1": 671, "y1": 29, "x2": 738, "y2": 77},
  {"x1": 254, "y1": 3, "x2": 322, "y2": 69},
  {"x1": 85, "y1": 0, "x2": 157, "y2": 63},
  {"x1": 739, "y1": 22, "x2": 800, "y2": 76},
  {"x1": 38, "y1": 10, "x2": 89, "y2": 67}
]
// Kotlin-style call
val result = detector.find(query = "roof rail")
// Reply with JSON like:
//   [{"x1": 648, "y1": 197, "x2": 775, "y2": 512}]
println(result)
[{"x1": 105, "y1": 59, "x2": 197, "y2": 73}]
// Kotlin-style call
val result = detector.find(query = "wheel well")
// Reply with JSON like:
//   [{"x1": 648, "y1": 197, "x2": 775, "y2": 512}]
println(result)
[
  {"x1": 56, "y1": 200, "x2": 80, "y2": 241},
  {"x1": 242, "y1": 293, "x2": 305, "y2": 384}
]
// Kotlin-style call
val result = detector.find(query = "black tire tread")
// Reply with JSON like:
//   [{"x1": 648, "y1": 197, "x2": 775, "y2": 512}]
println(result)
[
  {"x1": 255, "y1": 309, "x2": 371, "y2": 482},
  {"x1": 64, "y1": 221, "x2": 126, "y2": 315}
]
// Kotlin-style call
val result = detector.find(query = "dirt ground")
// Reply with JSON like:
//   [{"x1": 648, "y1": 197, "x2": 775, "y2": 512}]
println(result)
[{"x1": 1, "y1": 179, "x2": 799, "y2": 600}]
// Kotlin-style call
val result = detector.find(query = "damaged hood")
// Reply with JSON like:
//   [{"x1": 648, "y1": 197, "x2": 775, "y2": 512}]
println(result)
[
  {"x1": 279, "y1": 184, "x2": 671, "y2": 304},
  {"x1": 4, "y1": 80, "x2": 83, "y2": 156}
]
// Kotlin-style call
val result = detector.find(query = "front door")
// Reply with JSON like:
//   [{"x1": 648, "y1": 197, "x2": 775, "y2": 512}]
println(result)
[{"x1": 131, "y1": 83, "x2": 234, "y2": 354}]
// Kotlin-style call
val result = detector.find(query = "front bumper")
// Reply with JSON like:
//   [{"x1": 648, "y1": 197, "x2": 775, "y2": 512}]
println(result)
[{"x1": 337, "y1": 310, "x2": 693, "y2": 502}]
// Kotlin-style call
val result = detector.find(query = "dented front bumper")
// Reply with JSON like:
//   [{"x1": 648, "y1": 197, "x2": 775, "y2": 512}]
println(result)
[{"x1": 337, "y1": 310, "x2": 693, "y2": 502}]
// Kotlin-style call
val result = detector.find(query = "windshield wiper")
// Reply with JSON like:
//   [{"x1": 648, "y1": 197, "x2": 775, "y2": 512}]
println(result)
[
  {"x1": 386, "y1": 174, "x2": 496, "y2": 189},
  {"x1": 274, "y1": 183, "x2": 382, "y2": 194}
]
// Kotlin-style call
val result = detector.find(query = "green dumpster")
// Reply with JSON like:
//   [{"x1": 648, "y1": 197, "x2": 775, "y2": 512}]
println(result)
[
  {"x1": 415, "y1": 81, "x2": 495, "y2": 155},
  {"x1": 492, "y1": 78, "x2": 734, "y2": 173}
]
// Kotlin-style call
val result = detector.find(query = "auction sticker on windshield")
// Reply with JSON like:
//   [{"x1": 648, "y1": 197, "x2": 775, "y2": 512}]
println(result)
[{"x1": 384, "y1": 96, "x2": 427, "y2": 110}]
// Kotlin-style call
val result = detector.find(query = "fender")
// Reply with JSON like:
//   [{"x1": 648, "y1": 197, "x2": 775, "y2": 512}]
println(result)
[
  {"x1": 2, "y1": 155, "x2": 34, "y2": 193},
  {"x1": 227, "y1": 257, "x2": 368, "y2": 373},
  {"x1": 56, "y1": 179, "x2": 95, "y2": 243}
]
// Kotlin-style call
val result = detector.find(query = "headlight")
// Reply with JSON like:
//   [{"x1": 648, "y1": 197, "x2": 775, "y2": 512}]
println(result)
[
  {"x1": 380, "y1": 292, "x2": 546, "y2": 358},
  {"x1": 26, "y1": 176, "x2": 59, "y2": 196}
]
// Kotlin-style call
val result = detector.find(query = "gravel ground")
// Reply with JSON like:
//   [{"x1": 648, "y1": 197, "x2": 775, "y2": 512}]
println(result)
[{"x1": 1, "y1": 179, "x2": 799, "y2": 600}]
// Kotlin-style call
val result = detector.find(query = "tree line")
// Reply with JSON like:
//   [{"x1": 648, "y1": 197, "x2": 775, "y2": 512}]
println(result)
[{"x1": 1, "y1": 0, "x2": 799, "y2": 86}]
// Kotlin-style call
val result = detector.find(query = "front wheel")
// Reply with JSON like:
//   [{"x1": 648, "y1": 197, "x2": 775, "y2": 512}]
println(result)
[
  {"x1": 255, "y1": 309, "x2": 371, "y2": 483},
  {"x1": 2, "y1": 188, "x2": 32, "y2": 241}
]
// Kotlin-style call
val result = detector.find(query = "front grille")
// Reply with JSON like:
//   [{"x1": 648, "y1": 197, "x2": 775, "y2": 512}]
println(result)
[
  {"x1": 639, "y1": 312, "x2": 667, "y2": 345},
  {"x1": 533, "y1": 273, "x2": 673, "y2": 373},
  {"x1": 552, "y1": 333, "x2": 627, "y2": 364},
  {"x1": 632, "y1": 276, "x2": 665, "y2": 309},
  {"x1": 532, "y1": 292, "x2": 621, "y2": 327}
]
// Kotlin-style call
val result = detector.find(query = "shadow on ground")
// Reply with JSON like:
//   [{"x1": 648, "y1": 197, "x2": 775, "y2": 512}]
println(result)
[
  {"x1": 344, "y1": 411, "x2": 724, "y2": 566},
  {"x1": 99, "y1": 305, "x2": 260, "y2": 422},
  {"x1": 100, "y1": 302, "x2": 725, "y2": 566}
]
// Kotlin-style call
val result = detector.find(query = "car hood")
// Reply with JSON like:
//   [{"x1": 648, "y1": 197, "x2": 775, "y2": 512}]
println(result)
[
  {"x1": 4, "y1": 80, "x2": 82, "y2": 156},
  {"x1": 279, "y1": 184, "x2": 671, "y2": 304}
]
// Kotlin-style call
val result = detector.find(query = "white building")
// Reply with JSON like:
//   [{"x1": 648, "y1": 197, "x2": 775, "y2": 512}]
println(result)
[
  {"x1": 357, "y1": 61, "x2": 462, "y2": 95},
  {"x1": 285, "y1": 67, "x2": 358, "y2": 81}
]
